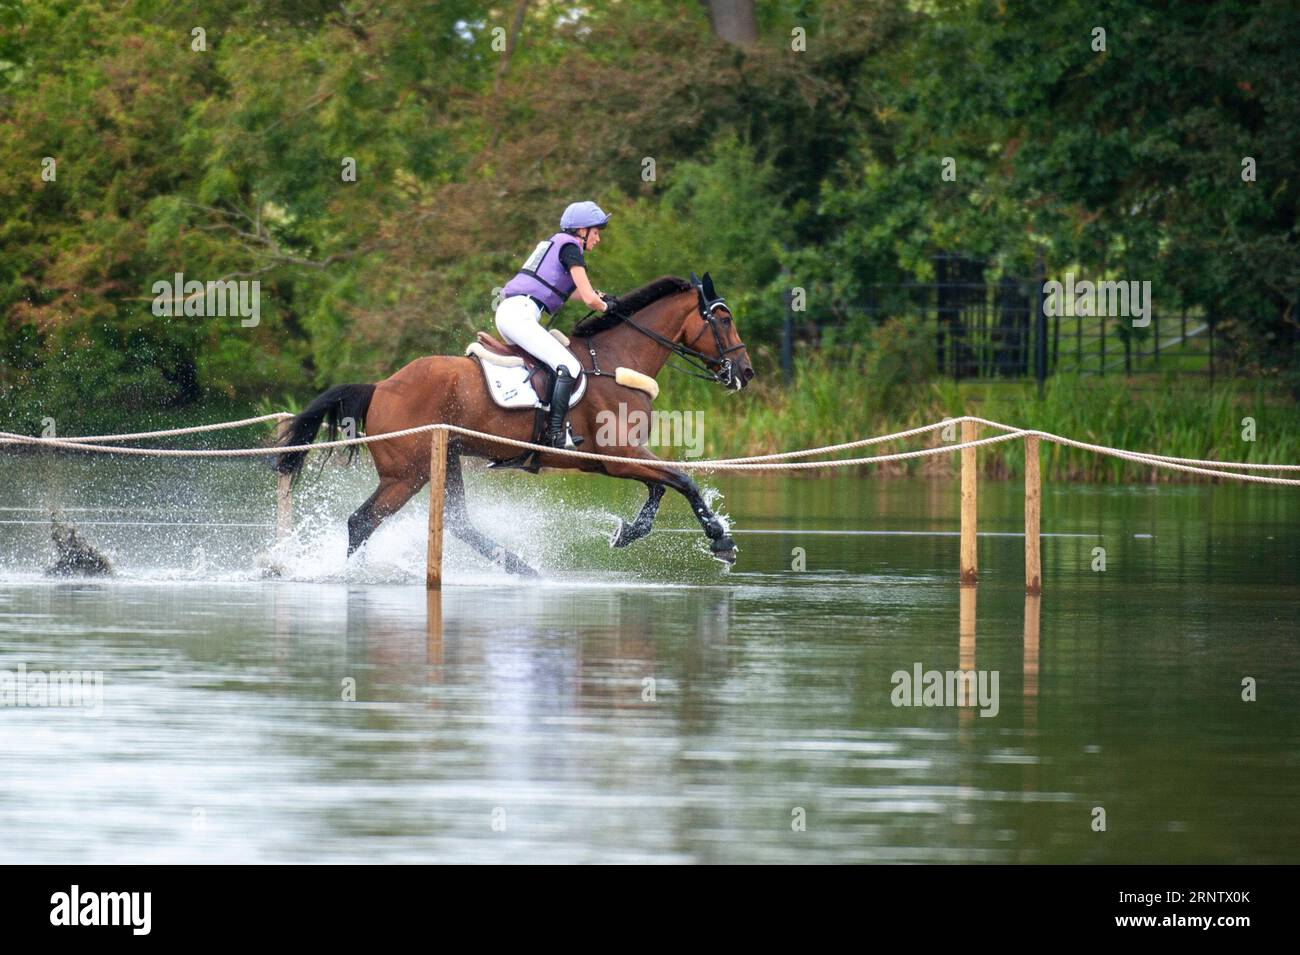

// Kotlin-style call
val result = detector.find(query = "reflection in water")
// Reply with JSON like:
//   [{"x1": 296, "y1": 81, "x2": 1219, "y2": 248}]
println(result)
[
  {"x1": 1019, "y1": 593, "x2": 1042, "y2": 861},
  {"x1": 0, "y1": 468, "x2": 1297, "y2": 863},
  {"x1": 427, "y1": 590, "x2": 442, "y2": 673},
  {"x1": 955, "y1": 584, "x2": 976, "y2": 847},
  {"x1": 957, "y1": 585, "x2": 976, "y2": 759},
  {"x1": 1023, "y1": 594, "x2": 1040, "y2": 730}
]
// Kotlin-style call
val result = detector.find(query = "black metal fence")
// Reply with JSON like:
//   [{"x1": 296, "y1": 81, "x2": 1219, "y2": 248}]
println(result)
[{"x1": 780, "y1": 255, "x2": 1219, "y2": 385}]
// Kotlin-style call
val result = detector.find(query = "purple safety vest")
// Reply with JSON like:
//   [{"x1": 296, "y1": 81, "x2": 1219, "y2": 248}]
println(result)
[{"x1": 502, "y1": 232, "x2": 583, "y2": 314}]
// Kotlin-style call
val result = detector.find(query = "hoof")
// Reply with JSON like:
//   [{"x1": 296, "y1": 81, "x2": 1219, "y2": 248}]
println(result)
[
  {"x1": 610, "y1": 519, "x2": 630, "y2": 549},
  {"x1": 710, "y1": 536, "x2": 738, "y2": 565},
  {"x1": 494, "y1": 548, "x2": 540, "y2": 579}
]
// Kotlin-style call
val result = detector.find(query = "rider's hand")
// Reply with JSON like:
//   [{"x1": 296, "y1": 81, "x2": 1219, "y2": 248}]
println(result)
[{"x1": 599, "y1": 293, "x2": 618, "y2": 313}]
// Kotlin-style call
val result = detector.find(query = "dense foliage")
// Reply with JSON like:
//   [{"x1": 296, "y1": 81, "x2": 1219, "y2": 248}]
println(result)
[{"x1": 1, "y1": 0, "x2": 1296, "y2": 434}]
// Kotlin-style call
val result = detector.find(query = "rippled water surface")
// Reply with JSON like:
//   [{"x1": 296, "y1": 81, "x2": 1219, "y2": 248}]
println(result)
[{"x1": 1, "y1": 455, "x2": 1297, "y2": 862}]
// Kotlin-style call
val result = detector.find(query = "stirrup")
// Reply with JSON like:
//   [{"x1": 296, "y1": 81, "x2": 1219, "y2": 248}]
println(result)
[
  {"x1": 544, "y1": 424, "x2": 583, "y2": 449},
  {"x1": 488, "y1": 449, "x2": 542, "y2": 473}
]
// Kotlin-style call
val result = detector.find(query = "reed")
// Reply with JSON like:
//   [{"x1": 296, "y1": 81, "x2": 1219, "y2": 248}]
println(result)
[{"x1": 655, "y1": 355, "x2": 1300, "y2": 482}]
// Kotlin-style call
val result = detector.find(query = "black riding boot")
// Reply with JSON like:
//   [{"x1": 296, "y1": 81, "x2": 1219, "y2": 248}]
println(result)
[
  {"x1": 542, "y1": 367, "x2": 583, "y2": 449},
  {"x1": 489, "y1": 368, "x2": 582, "y2": 472}
]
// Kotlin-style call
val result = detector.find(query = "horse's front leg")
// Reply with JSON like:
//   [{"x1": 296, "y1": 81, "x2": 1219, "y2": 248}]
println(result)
[
  {"x1": 665, "y1": 469, "x2": 737, "y2": 564},
  {"x1": 610, "y1": 482, "x2": 665, "y2": 548},
  {"x1": 599, "y1": 451, "x2": 737, "y2": 564}
]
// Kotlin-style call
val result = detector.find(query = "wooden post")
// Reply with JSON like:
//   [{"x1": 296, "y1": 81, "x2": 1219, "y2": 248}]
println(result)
[
  {"x1": 1025, "y1": 435, "x2": 1042, "y2": 594},
  {"x1": 426, "y1": 428, "x2": 448, "y2": 590},
  {"x1": 959, "y1": 419, "x2": 978, "y2": 584},
  {"x1": 276, "y1": 420, "x2": 293, "y2": 542}
]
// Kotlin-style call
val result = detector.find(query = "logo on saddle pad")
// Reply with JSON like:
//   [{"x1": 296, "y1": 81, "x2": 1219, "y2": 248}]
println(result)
[{"x1": 465, "y1": 329, "x2": 659, "y2": 410}]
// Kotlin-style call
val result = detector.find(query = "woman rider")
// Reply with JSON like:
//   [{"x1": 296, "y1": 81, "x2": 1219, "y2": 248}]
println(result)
[{"x1": 494, "y1": 201, "x2": 614, "y2": 458}]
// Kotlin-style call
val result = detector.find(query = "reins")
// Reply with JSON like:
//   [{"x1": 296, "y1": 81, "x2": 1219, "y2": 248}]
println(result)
[{"x1": 574, "y1": 290, "x2": 745, "y2": 386}]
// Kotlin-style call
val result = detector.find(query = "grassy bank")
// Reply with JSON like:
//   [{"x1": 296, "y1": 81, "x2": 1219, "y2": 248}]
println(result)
[
  {"x1": 6, "y1": 352, "x2": 1296, "y2": 483},
  {"x1": 654, "y1": 352, "x2": 1300, "y2": 482}
]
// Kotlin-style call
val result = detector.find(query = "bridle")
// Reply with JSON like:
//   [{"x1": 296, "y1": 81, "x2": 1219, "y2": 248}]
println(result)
[{"x1": 600, "y1": 278, "x2": 747, "y2": 387}]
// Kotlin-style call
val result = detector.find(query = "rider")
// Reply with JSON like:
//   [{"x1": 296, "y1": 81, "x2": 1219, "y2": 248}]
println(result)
[{"x1": 495, "y1": 200, "x2": 614, "y2": 452}]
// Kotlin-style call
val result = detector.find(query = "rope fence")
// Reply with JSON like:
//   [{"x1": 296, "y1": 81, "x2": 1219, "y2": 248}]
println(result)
[
  {"x1": 3, "y1": 411, "x2": 1297, "y2": 591},
  {"x1": 2, "y1": 414, "x2": 1297, "y2": 480}
]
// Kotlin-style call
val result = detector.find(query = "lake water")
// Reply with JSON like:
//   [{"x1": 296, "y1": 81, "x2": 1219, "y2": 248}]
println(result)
[{"x1": 1, "y1": 454, "x2": 1297, "y2": 862}]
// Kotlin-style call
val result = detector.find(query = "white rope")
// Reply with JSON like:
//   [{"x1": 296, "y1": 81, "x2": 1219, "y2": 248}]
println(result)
[
  {"x1": 1010, "y1": 431, "x2": 1300, "y2": 486},
  {"x1": 1021, "y1": 431, "x2": 1300, "y2": 486},
  {"x1": 2, "y1": 414, "x2": 1299, "y2": 484},
  {"x1": 32, "y1": 412, "x2": 294, "y2": 444},
  {"x1": 692, "y1": 419, "x2": 956, "y2": 463},
  {"x1": 0, "y1": 422, "x2": 1024, "y2": 468},
  {"x1": 964, "y1": 416, "x2": 1300, "y2": 471}
]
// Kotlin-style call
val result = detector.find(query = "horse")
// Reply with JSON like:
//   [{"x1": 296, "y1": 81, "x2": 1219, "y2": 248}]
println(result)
[{"x1": 275, "y1": 273, "x2": 755, "y2": 576}]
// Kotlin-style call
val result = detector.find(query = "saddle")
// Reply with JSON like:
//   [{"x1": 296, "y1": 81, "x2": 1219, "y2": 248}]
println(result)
[
  {"x1": 465, "y1": 328, "x2": 587, "y2": 412},
  {"x1": 464, "y1": 329, "x2": 661, "y2": 473},
  {"x1": 464, "y1": 329, "x2": 587, "y2": 471},
  {"x1": 468, "y1": 330, "x2": 559, "y2": 403},
  {"x1": 465, "y1": 329, "x2": 660, "y2": 407}
]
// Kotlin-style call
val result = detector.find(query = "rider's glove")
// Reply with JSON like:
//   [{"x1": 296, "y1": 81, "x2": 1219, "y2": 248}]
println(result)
[{"x1": 599, "y1": 293, "x2": 619, "y2": 314}]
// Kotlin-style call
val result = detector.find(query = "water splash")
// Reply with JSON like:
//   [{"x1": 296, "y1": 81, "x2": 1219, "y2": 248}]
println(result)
[{"x1": 0, "y1": 455, "x2": 729, "y2": 586}]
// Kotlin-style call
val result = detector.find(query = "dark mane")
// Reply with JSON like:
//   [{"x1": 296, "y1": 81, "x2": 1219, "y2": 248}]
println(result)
[{"x1": 570, "y1": 276, "x2": 693, "y2": 336}]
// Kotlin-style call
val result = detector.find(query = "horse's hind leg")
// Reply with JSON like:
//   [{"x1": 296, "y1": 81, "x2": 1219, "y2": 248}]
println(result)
[
  {"x1": 347, "y1": 478, "x2": 421, "y2": 557},
  {"x1": 444, "y1": 448, "x2": 540, "y2": 579},
  {"x1": 348, "y1": 488, "x2": 382, "y2": 555},
  {"x1": 611, "y1": 482, "x2": 665, "y2": 548}
]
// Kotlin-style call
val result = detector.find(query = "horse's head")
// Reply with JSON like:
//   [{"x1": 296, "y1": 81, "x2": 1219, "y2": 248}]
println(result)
[{"x1": 681, "y1": 272, "x2": 754, "y2": 391}]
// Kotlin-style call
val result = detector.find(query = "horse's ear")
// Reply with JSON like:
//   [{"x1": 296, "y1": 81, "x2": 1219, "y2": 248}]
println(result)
[
  {"x1": 701, "y1": 272, "x2": 716, "y2": 299},
  {"x1": 689, "y1": 271, "x2": 701, "y2": 290}
]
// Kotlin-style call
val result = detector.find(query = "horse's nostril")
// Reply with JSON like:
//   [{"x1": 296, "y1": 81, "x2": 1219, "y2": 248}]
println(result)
[{"x1": 742, "y1": 367, "x2": 755, "y2": 383}]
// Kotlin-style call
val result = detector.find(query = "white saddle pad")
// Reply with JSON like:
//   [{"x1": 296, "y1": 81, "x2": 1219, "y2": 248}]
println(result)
[{"x1": 466, "y1": 343, "x2": 588, "y2": 410}]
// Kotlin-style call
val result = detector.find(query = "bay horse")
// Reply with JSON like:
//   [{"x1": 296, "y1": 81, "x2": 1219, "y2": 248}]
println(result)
[{"x1": 275, "y1": 273, "x2": 754, "y2": 576}]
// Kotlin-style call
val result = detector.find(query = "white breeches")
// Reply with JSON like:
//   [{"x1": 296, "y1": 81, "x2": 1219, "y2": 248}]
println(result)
[{"x1": 494, "y1": 296, "x2": 581, "y2": 377}]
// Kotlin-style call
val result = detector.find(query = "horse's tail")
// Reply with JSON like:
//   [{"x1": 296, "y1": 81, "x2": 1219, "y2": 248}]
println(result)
[{"x1": 275, "y1": 383, "x2": 377, "y2": 478}]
